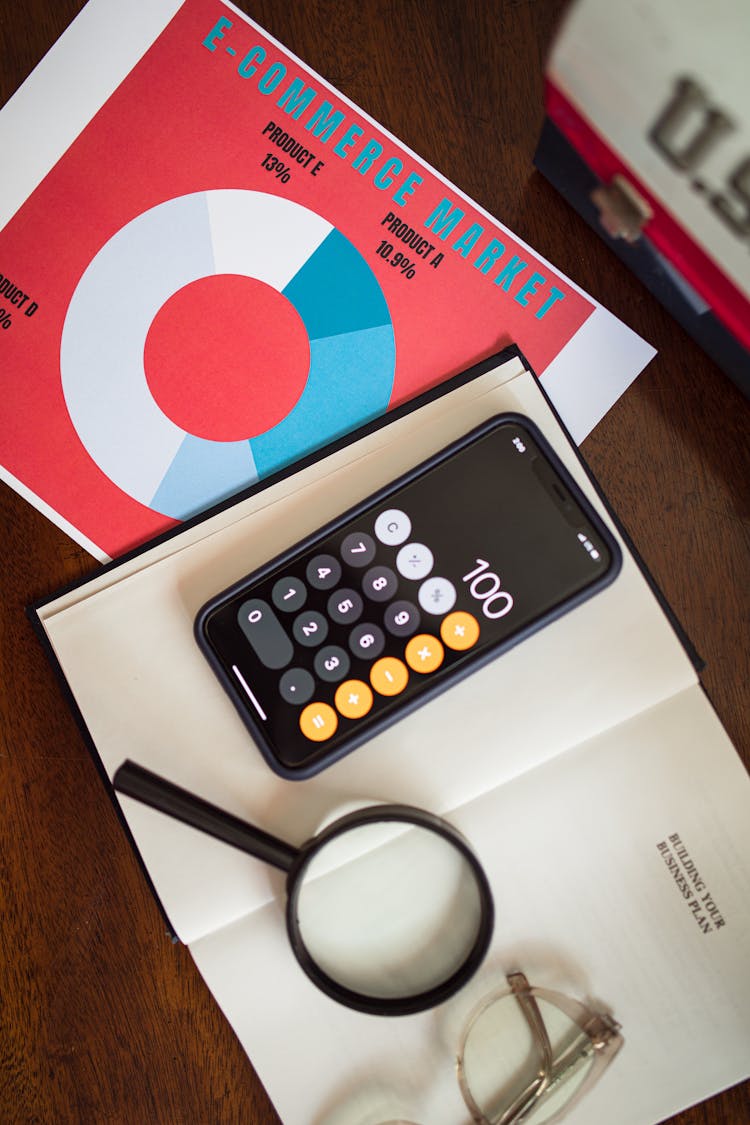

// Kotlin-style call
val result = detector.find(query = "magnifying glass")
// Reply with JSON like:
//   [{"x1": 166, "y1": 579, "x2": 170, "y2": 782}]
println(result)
[{"x1": 113, "y1": 761, "x2": 494, "y2": 1016}]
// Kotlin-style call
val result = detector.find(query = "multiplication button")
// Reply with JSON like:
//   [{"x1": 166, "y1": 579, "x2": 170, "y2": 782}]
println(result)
[{"x1": 405, "y1": 633, "x2": 444, "y2": 674}]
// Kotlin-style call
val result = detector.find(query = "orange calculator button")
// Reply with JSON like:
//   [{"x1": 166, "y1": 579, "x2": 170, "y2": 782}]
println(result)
[
  {"x1": 370, "y1": 656, "x2": 409, "y2": 697},
  {"x1": 299, "y1": 702, "x2": 338, "y2": 742},
  {"x1": 334, "y1": 679, "x2": 374, "y2": 720},
  {"x1": 404, "y1": 634, "x2": 444, "y2": 674},
  {"x1": 440, "y1": 611, "x2": 480, "y2": 651}
]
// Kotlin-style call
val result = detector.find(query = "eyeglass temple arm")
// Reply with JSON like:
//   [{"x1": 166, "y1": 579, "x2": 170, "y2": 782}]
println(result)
[
  {"x1": 496, "y1": 975, "x2": 619, "y2": 1125},
  {"x1": 492, "y1": 972, "x2": 555, "y2": 1125}
]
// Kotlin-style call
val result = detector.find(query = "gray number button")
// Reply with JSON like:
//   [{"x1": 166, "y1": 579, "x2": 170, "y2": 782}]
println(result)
[
  {"x1": 418, "y1": 576, "x2": 456, "y2": 614},
  {"x1": 341, "y1": 532, "x2": 376, "y2": 567},
  {"x1": 306, "y1": 554, "x2": 342, "y2": 590},
  {"x1": 292, "y1": 610, "x2": 329, "y2": 648},
  {"x1": 374, "y1": 508, "x2": 411, "y2": 545},
  {"x1": 384, "y1": 599, "x2": 420, "y2": 637},
  {"x1": 272, "y1": 576, "x2": 307, "y2": 612},
  {"x1": 314, "y1": 645, "x2": 350, "y2": 683},
  {"x1": 327, "y1": 588, "x2": 364, "y2": 625},
  {"x1": 362, "y1": 565, "x2": 397, "y2": 602},
  {"x1": 238, "y1": 599, "x2": 294, "y2": 669}
]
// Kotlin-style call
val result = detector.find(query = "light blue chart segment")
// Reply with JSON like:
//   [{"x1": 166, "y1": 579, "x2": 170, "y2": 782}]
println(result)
[
  {"x1": 150, "y1": 433, "x2": 258, "y2": 521},
  {"x1": 250, "y1": 229, "x2": 396, "y2": 479},
  {"x1": 250, "y1": 325, "x2": 396, "y2": 478}
]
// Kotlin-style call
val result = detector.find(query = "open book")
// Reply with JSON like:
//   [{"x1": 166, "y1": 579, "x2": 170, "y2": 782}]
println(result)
[{"x1": 34, "y1": 351, "x2": 750, "y2": 1124}]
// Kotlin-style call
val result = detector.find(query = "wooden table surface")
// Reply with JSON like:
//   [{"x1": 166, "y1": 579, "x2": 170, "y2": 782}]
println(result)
[{"x1": 1, "y1": 1, "x2": 748, "y2": 1122}]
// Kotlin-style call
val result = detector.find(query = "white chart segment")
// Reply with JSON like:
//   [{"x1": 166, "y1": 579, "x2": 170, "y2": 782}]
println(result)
[
  {"x1": 60, "y1": 192, "x2": 215, "y2": 500},
  {"x1": 207, "y1": 190, "x2": 333, "y2": 290}
]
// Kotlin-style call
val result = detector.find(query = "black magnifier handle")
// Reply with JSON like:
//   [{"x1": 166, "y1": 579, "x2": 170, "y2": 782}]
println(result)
[{"x1": 113, "y1": 760, "x2": 298, "y2": 873}]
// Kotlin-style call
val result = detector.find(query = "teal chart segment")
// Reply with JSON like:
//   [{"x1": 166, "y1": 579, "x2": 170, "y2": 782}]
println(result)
[
  {"x1": 250, "y1": 228, "x2": 395, "y2": 480},
  {"x1": 60, "y1": 190, "x2": 396, "y2": 521}
]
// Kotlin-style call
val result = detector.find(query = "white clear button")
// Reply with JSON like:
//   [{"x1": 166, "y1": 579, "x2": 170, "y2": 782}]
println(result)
[{"x1": 374, "y1": 508, "x2": 411, "y2": 546}]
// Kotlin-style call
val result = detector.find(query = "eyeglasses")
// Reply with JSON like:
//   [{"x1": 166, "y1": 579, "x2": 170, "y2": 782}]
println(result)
[{"x1": 379, "y1": 971, "x2": 623, "y2": 1125}]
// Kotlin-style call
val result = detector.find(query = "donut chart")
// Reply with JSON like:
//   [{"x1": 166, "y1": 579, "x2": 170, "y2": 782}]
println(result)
[{"x1": 60, "y1": 190, "x2": 396, "y2": 520}]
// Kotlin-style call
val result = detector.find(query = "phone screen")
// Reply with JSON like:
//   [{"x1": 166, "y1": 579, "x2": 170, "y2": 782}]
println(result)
[{"x1": 196, "y1": 415, "x2": 621, "y2": 777}]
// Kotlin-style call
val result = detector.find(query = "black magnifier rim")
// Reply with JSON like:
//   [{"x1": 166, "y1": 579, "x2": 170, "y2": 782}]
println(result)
[{"x1": 284, "y1": 804, "x2": 495, "y2": 1017}]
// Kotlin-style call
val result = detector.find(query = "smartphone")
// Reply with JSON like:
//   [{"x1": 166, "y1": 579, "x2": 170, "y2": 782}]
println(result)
[{"x1": 195, "y1": 414, "x2": 621, "y2": 778}]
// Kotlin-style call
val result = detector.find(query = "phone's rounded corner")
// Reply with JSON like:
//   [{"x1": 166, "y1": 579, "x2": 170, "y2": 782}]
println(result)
[
  {"x1": 271, "y1": 736, "x2": 361, "y2": 781},
  {"x1": 266, "y1": 751, "x2": 328, "y2": 782},
  {"x1": 499, "y1": 409, "x2": 534, "y2": 429},
  {"x1": 606, "y1": 534, "x2": 625, "y2": 586},
  {"x1": 193, "y1": 596, "x2": 218, "y2": 654}
]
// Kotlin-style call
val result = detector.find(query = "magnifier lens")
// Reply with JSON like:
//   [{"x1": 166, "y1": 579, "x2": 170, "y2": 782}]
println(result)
[{"x1": 293, "y1": 818, "x2": 485, "y2": 1002}]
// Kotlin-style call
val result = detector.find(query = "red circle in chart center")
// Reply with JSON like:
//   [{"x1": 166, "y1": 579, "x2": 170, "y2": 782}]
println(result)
[{"x1": 144, "y1": 274, "x2": 311, "y2": 442}]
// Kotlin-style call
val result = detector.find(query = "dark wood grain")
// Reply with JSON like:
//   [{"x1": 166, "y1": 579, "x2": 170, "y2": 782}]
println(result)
[{"x1": 1, "y1": 2, "x2": 748, "y2": 1122}]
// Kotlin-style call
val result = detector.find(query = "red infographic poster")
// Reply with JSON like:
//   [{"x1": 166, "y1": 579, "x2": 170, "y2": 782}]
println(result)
[{"x1": 0, "y1": 0, "x2": 606, "y2": 558}]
